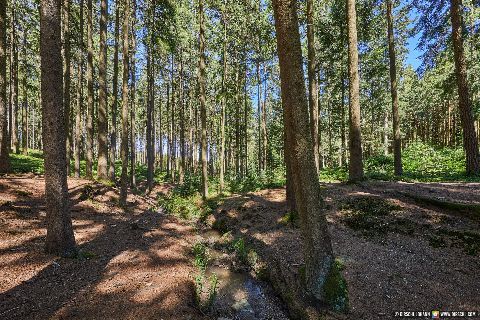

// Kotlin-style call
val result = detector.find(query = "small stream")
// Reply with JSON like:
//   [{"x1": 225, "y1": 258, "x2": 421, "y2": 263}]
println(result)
[{"x1": 199, "y1": 230, "x2": 289, "y2": 320}]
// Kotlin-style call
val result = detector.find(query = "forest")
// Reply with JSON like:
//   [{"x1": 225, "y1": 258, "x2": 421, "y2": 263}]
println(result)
[{"x1": 0, "y1": 0, "x2": 479, "y2": 319}]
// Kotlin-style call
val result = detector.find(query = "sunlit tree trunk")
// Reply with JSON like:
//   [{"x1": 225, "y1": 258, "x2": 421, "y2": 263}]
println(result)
[
  {"x1": 0, "y1": 0, "x2": 8, "y2": 172},
  {"x1": 130, "y1": 0, "x2": 137, "y2": 189},
  {"x1": 74, "y1": 0, "x2": 83, "y2": 178},
  {"x1": 346, "y1": 0, "x2": 364, "y2": 181},
  {"x1": 272, "y1": 0, "x2": 334, "y2": 300},
  {"x1": 97, "y1": 0, "x2": 108, "y2": 180},
  {"x1": 85, "y1": 0, "x2": 94, "y2": 179},
  {"x1": 119, "y1": 0, "x2": 130, "y2": 206},
  {"x1": 307, "y1": 0, "x2": 319, "y2": 173},
  {"x1": 199, "y1": 0, "x2": 208, "y2": 199},
  {"x1": 387, "y1": 0, "x2": 403, "y2": 175},
  {"x1": 40, "y1": 0, "x2": 77, "y2": 256},
  {"x1": 219, "y1": 5, "x2": 227, "y2": 193},
  {"x1": 62, "y1": 0, "x2": 72, "y2": 175},
  {"x1": 109, "y1": 1, "x2": 120, "y2": 182},
  {"x1": 22, "y1": 33, "x2": 28, "y2": 156}
]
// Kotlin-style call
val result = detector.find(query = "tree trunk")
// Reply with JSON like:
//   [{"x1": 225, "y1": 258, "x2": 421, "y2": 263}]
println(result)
[
  {"x1": 11, "y1": 9, "x2": 19, "y2": 155},
  {"x1": 62, "y1": 0, "x2": 72, "y2": 175},
  {"x1": 97, "y1": 0, "x2": 108, "y2": 180},
  {"x1": 307, "y1": 0, "x2": 319, "y2": 173},
  {"x1": 179, "y1": 49, "x2": 186, "y2": 185},
  {"x1": 130, "y1": 2, "x2": 137, "y2": 189},
  {"x1": 199, "y1": 0, "x2": 208, "y2": 200},
  {"x1": 85, "y1": 0, "x2": 94, "y2": 179},
  {"x1": 450, "y1": 0, "x2": 479, "y2": 175},
  {"x1": 119, "y1": 0, "x2": 130, "y2": 206},
  {"x1": 346, "y1": 0, "x2": 364, "y2": 181},
  {"x1": 0, "y1": 0, "x2": 8, "y2": 173},
  {"x1": 387, "y1": 0, "x2": 402, "y2": 176},
  {"x1": 146, "y1": 0, "x2": 154, "y2": 191},
  {"x1": 40, "y1": 0, "x2": 77, "y2": 256},
  {"x1": 219, "y1": 6, "x2": 227, "y2": 193},
  {"x1": 272, "y1": 0, "x2": 334, "y2": 301},
  {"x1": 22, "y1": 33, "x2": 28, "y2": 156},
  {"x1": 109, "y1": 1, "x2": 120, "y2": 182},
  {"x1": 74, "y1": 0, "x2": 83, "y2": 178}
]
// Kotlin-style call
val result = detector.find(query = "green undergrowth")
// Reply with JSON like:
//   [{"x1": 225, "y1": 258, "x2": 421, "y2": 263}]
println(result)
[
  {"x1": 191, "y1": 242, "x2": 218, "y2": 312},
  {"x1": 431, "y1": 229, "x2": 480, "y2": 255},
  {"x1": 320, "y1": 142, "x2": 480, "y2": 183}
]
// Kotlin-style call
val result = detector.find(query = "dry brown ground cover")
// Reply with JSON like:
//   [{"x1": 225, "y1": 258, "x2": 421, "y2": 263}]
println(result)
[{"x1": 0, "y1": 176, "x2": 206, "y2": 320}]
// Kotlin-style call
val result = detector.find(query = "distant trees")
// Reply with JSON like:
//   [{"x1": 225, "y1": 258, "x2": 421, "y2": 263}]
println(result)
[{"x1": 40, "y1": 0, "x2": 76, "y2": 256}]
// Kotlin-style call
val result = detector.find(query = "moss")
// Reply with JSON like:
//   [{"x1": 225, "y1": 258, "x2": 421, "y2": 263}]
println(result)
[
  {"x1": 324, "y1": 259, "x2": 349, "y2": 312},
  {"x1": 279, "y1": 211, "x2": 299, "y2": 228},
  {"x1": 438, "y1": 229, "x2": 480, "y2": 255}
]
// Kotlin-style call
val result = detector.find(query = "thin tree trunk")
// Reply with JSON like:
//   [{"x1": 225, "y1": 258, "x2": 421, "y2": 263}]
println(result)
[
  {"x1": 0, "y1": 0, "x2": 8, "y2": 172},
  {"x1": 129, "y1": 0, "x2": 136, "y2": 189},
  {"x1": 22, "y1": 33, "x2": 28, "y2": 155},
  {"x1": 346, "y1": 0, "x2": 364, "y2": 181},
  {"x1": 63, "y1": 0, "x2": 72, "y2": 174},
  {"x1": 40, "y1": 0, "x2": 77, "y2": 256},
  {"x1": 450, "y1": 0, "x2": 479, "y2": 175},
  {"x1": 109, "y1": 1, "x2": 120, "y2": 181},
  {"x1": 199, "y1": 0, "x2": 208, "y2": 199},
  {"x1": 307, "y1": 0, "x2": 319, "y2": 172},
  {"x1": 74, "y1": 0, "x2": 83, "y2": 178},
  {"x1": 272, "y1": 0, "x2": 334, "y2": 300},
  {"x1": 179, "y1": 48, "x2": 186, "y2": 185},
  {"x1": 97, "y1": 0, "x2": 108, "y2": 180},
  {"x1": 219, "y1": 5, "x2": 227, "y2": 193},
  {"x1": 387, "y1": 0, "x2": 402, "y2": 175},
  {"x1": 12, "y1": 9, "x2": 19, "y2": 154},
  {"x1": 119, "y1": 0, "x2": 130, "y2": 206},
  {"x1": 85, "y1": 0, "x2": 94, "y2": 179}
]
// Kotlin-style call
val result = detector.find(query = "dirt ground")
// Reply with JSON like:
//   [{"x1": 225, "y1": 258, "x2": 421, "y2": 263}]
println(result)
[
  {"x1": 1, "y1": 176, "x2": 479, "y2": 320},
  {"x1": 0, "y1": 176, "x2": 204, "y2": 320},
  {"x1": 210, "y1": 181, "x2": 480, "y2": 319}
]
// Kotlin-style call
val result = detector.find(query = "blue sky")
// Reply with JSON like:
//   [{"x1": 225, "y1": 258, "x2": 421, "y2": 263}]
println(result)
[{"x1": 406, "y1": 32, "x2": 423, "y2": 70}]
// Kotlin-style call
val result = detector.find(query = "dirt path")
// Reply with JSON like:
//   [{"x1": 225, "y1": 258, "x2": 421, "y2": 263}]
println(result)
[
  {"x1": 0, "y1": 176, "x2": 204, "y2": 320},
  {"x1": 210, "y1": 181, "x2": 480, "y2": 319}
]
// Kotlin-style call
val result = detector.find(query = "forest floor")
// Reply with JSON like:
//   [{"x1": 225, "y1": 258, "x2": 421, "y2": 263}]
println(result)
[
  {"x1": 0, "y1": 175, "x2": 206, "y2": 320},
  {"x1": 1, "y1": 175, "x2": 479, "y2": 319}
]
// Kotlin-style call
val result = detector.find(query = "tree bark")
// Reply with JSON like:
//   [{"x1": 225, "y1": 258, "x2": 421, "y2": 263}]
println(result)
[
  {"x1": 0, "y1": 0, "x2": 8, "y2": 173},
  {"x1": 11, "y1": 9, "x2": 19, "y2": 155},
  {"x1": 146, "y1": 0, "x2": 154, "y2": 191},
  {"x1": 62, "y1": 0, "x2": 72, "y2": 175},
  {"x1": 97, "y1": 0, "x2": 108, "y2": 180},
  {"x1": 387, "y1": 0, "x2": 403, "y2": 176},
  {"x1": 109, "y1": 1, "x2": 120, "y2": 182},
  {"x1": 22, "y1": 33, "x2": 28, "y2": 156},
  {"x1": 119, "y1": 0, "x2": 130, "y2": 206},
  {"x1": 85, "y1": 0, "x2": 93, "y2": 179},
  {"x1": 307, "y1": 0, "x2": 319, "y2": 173},
  {"x1": 179, "y1": 49, "x2": 186, "y2": 185},
  {"x1": 130, "y1": 0, "x2": 137, "y2": 188},
  {"x1": 40, "y1": 0, "x2": 77, "y2": 256},
  {"x1": 272, "y1": 0, "x2": 334, "y2": 300},
  {"x1": 450, "y1": 0, "x2": 479, "y2": 175},
  {"x1": 74, "y1": 0, "x2": 83, "y2": 178},
  {"x1": 199, "y1": 0, "x2": 208, "y2": 200},
  {"x1": 219, "y1": 5, "x2": 227, "y2": 193},
  {"x1": 346, "y1": 0, "x2": 364, "y2": 181}
]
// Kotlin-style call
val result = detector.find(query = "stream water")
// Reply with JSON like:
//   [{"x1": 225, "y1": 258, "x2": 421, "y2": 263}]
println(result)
[{"x1": 200, "y1": 230, "x2": 289, "y2": 320}]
